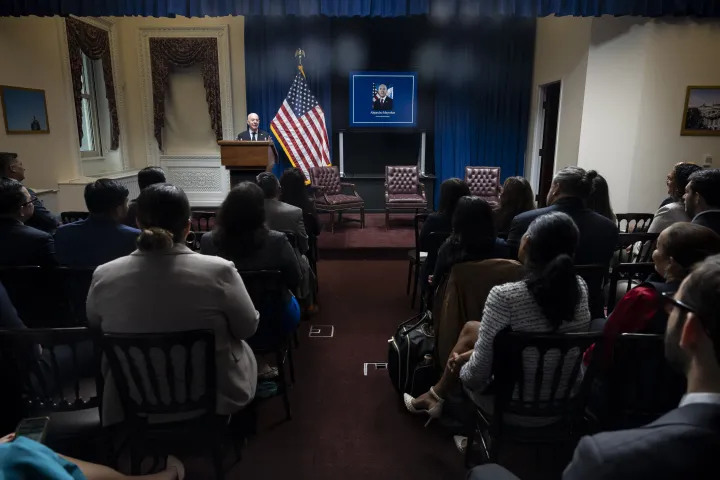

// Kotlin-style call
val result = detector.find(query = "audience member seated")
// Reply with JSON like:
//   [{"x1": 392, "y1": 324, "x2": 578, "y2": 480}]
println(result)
[
  {"x1": 564, "y1": 255, "x2": 720, "y2": 479},
  {"x1": 685, "y1": 168, "x2": 720, "y2": 235},
  {"x1": 55, "y1": 179, "x2": 140, "y2": 268},
  {"x1": 407, "y1": 212, "x2": 590, "y2": 431},
  {"x1": 201, "y1": 181, "x2": 302, "y2": 358},
  {"x1": 493, "y1": 176, "x2": 535, "y2": 236},
  {"x1": 0, "y1": 433, "x2": 185, "y2": 480},
  {"x1": 0, "y1": 178, "x2": 56, "y2": 267},
  {"x1": 587, "y1": 172, "x2": 616, "y2": 223},
  {"x1": 593, "y1": 223, "x2": 720, "y2": 364},
  {"x1": 280, "y1": 167, "x2": 321, "y2": 237},
  {"x1": 87, "y1": 183, "x2": 258, "y2": 425},
  {"x1": 419, "y1": 178, "x2": 470, "y2": 289},
  {"x1": 0, "y1": 152, "x2": 58, "y2": 233},
  {"x1": 123, "y1": 166, "x2": 166, "y2": 228},
  {"x1": 648, "y1": 162, "x2": 702, "y2": 233},
  {"x1": 431, "y1": 196, "x2": 509, "y2": 289},
  {"x1": 257, "y1": 172, "x2": 308, "y2": 254}
]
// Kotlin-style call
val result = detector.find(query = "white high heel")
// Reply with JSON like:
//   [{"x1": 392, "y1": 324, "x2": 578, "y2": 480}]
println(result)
[{"x1": 403, "y1": 386, "x2": 445, "y2": 427}]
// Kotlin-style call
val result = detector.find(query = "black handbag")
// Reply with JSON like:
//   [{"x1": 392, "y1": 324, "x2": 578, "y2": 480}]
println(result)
[{"x1": 388, "y1": 311, "x2": 439, "y2": 397}]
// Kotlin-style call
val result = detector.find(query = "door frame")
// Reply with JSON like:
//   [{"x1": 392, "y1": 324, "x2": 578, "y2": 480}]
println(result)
[{"x1": 529, "y1": 81, "x2": 562, "y2": 199}]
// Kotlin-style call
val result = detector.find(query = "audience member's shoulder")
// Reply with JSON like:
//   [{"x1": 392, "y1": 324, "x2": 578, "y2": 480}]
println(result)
[
  {"x1": 514, "y1": 205, "x2": 553, "y2": 223},
  {"x1": 490, "y1": 279, "x2": 527, "y2": 297},
  {"x1": 117, "y1": 223, "x2": 141, "y2": 235},
  {"x1": 267, "y1": 229, "x2": 290, "y2": 242},
  {"x1": 22, "y1": 223, "x2": 53, "y2": 240},
  {"x1": 588, "y1": 209, "x2": 619, "y2": 232}
]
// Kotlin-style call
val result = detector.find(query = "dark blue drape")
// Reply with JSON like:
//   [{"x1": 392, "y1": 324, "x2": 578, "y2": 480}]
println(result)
[
  {"x1": 434, "y1": 18, "x2": 535, "y2": 204},
  {"x1": 244, "y1": 16, "x2": 333, "y2": 177},
  {"x1": 4, "y1": 0, "x2": 720, "y2": 17}
]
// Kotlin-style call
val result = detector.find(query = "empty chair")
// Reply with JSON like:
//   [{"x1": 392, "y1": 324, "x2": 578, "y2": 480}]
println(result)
[
  {"x1": 464, "y1": 166, "x2": 501, "y2": 206},
  {"x1": 309, "y1": 166, "x2": 365, "y2": 233},
  {"x1": 384, "y1": 165, "x2": 428, "y2": 229}
]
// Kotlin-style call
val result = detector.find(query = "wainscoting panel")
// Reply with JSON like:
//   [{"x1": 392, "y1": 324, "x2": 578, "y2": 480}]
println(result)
[{"x1": 160, "y1": 155, "x2": 229, "y2": 207}]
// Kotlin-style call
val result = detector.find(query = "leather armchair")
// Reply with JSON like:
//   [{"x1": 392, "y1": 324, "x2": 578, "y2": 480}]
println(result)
[
  {"x1": 465, "y1": 166, "x2": 501, "y2": 206},
  {"x1": 385, "y1": 165, "x2": 427, "y2": 229},
  {"x1": 309, "y1": 166, "x2": 365, "y2": 233}
]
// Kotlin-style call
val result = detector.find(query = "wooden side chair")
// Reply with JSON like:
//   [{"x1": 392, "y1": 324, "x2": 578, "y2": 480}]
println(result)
[{"x1": 309, "y1": 166, "x2": 365, "y2": 233}]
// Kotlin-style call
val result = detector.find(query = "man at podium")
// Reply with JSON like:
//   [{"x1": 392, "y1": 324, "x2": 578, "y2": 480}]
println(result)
[{"x1": 237, "y1": 113, "x2": 271, "y2": 141}]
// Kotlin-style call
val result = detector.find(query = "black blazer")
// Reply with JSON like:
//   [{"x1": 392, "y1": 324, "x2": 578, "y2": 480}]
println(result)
[
  {"x1": 123, "y1": 198, "x2": 138, "y2": 228},
  {"x1": 372, "y1": 97, "x2": 393, "y2": 111},
  {"x1": 237, "y1": 129, "x2": 271, "y2": 141},
  {"x1": 24, "y1": 187, "x2": 58, "y2": 233},
  {"x1": 692, "y1": 210, "x2": 720, "y2": 236},
  {"x1": 0, "y1": 218, "x2": 57, "y2": 267},
  {"x1": 563, "y1": 402, "x2": 720, "y2": 479}
]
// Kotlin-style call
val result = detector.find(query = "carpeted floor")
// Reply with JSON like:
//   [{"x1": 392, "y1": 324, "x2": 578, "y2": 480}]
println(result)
[
  {"x1": 228, "y1": 260, "x2": 467, "y2": 480},
  {"x1": 317, "y1": 213, "x2": 416, "y2": 250}
]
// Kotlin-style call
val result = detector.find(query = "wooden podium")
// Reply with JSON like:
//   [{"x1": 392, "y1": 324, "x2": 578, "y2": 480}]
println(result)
[{"x1": 218, "y1": 140, "x2": 279, "y2": 186}]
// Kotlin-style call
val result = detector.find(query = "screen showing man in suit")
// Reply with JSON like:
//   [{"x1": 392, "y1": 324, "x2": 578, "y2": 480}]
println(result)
[
  {"x1": 237, "y1": 113, "x2": 270, "y2": 141},
  {"x1": 372, "y1": 84, "x2": 393, "y2": 111}
]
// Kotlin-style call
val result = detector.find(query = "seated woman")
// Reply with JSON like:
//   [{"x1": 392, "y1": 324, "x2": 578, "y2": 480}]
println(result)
[
  {"x1": 87, "y1": 184, "x2": 259, "y2": 426},
  {"x1": 648, "y1": 162, "x2": 702, "y2": 233},
  {"x1": 595, "y1": 222, "x2": 720, "y2": 362},
  {"x1": 201, "y1": 181, "x2": 302, "y2": 347},
  {"x1": 406, "y1": 212, "x2": 591, "y2": 429},
  {"x1": 587, "y1": 173, "x2": 616, "y2": 223},
  {"x1": 493, "y1": 176, "x2": 535, "y2": 237},
  {"x1": 431, "y1": 196, "x2": 509, "y2": 288}
]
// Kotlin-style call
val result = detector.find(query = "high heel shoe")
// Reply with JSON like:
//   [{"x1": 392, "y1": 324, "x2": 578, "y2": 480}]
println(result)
[{"x1": 403, "y1": 387, "x2": 444, "y2": 427}]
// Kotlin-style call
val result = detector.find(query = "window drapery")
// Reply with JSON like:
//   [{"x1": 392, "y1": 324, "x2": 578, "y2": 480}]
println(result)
[
  {"x1": 149, "y1": 37, "x2": 222, "y2": 152},
  {"x1": 65, "y1": 18, "x2": 120, "y2": 151}
]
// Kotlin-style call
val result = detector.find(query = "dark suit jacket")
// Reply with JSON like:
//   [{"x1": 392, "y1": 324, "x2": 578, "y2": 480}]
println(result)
[
  {"x1": 54, "y1": 215, "x2": 140, "y2": 268},
  {"x1": 237, "y1": 129, "x2": 270, "y2": 141},
  {"x1": 24, "y1": 187, "x2": 58, "y2": 233},
  {"x1": 0, "y1": 218, "x2": 56, "y2": 267},
  {"x1": 563, "y1": 402, "x2": 720, "y2": 479},
  {"x1": 372, "y1": 97, "x2": 393, "y2": 111},
  {"x1": 692, "y1": 210, "x2": 720, "y2": 236},
  {"x1": 123, "y1": 198, "x2": 138, "y2": 228}
]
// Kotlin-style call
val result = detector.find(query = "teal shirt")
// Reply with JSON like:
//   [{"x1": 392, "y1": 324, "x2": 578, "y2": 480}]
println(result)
[{"x1": 0, "y1": 437, "x2": 86, "y2": 479}]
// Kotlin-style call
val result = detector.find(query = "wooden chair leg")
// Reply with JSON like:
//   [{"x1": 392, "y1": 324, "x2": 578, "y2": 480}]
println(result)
[
  {"x1": 330, "y1": 212, "x2": 335, "y2": 233},
  {"x1": 360, "y1": 207, "x2": 365, "y2": 228},
  {"x1": 406, "y1": 261, "x2": 413, "y2": 295},
  {"x1": 385, "y1": 208, "x2": 390, "y2": 230},
  {"x1": 276, "y1": 349, "x2": 292, "y2": 421},
  {"x1": 287, "y1": 339, "x2": 296, "y2": 385}
]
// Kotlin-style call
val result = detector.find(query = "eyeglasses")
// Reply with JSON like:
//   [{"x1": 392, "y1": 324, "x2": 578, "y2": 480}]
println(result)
[
  {"x1": 21, "y1": 194, "x2": 37, "y2": 207},
  {"x1": 661, "y1": 292, "x2": 698, "y2": 316}
]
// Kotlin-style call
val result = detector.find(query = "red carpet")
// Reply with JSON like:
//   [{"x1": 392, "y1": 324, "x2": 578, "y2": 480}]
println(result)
[
  {"x1": 317, "y1": 213, "x2": 416, "y2": 250},
  {"x1": 228, "y1": 260, "x2": 467, "y2": 480}
]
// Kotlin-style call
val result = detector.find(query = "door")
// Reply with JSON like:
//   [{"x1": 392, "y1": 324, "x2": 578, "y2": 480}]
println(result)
[{"x1": 536, "y1": 82, "x2": 561, "y2": 207}]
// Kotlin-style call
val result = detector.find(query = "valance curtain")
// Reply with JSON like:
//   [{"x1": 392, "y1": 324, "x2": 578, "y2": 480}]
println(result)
[
  {"x1": 65, "y1": 18, "x2": 120, "y2": 151},
  {"x1": 6, "y1": 0, "x2": 720, "y2": 17},
  {"x1": 149, "y1": 38, "x2": 222, "y2": 152}
]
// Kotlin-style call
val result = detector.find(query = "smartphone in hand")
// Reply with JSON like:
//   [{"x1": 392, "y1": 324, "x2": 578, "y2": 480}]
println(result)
[{"x1": 15, "y1": 417, "x2": 50, "y2": 444}]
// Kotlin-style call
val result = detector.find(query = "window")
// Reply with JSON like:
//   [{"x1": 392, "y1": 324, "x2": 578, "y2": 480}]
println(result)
[{"x1": 80, "y1": 53, "x2": 103, "y2": 158}]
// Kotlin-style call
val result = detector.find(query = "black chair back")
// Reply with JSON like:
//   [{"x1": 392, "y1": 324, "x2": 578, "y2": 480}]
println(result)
[
  {"x1": 60, "y1": 211, "x2": 89, "y2": 225},
  {"x1": 56, "y1": 267, "x2": 95, "y2": 326},
  {"x1": 102, "y1": 330, "x2": 216, "y2": 417},
  {"x1": 575, "y1": 264, "x2": 608, "y2": 320},
  {"x1": 239, "y1": 270, "x2": 286, "y2": 348},
  {"x1": 413, "y1": 212, "x2": 430, "y2": 260},
  {"x1": 616, "y1": 213, "x2": 654, "y2": 233},
  {"x1": 604, "y1": 333, "x2": 686, "y2": 429},
  {"x1": 492, "y1": 331, "x2": 603, "y2": 420},
  {"x1": 617, "y1": 233, "x2": 659, "y2": 263},
  {"x1": 0, "y1": 327, "x2": 99, "y2": 417},
  {"x1": 0, "y1": 267, "x2": 74, "y2": 328},
  {"x1": 606, "y1": 262, "x2": 657, "y2": 315},
  {"x1": 190, "y1": 211, "x2": 216, "y2": 232}
]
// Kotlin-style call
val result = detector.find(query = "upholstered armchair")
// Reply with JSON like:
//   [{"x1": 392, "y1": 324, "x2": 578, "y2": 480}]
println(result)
[
  {"x1": 464, "y1": 166, "x2": 501, "y2": 206},
  {"x1": 385, "y1": 165, "x2": 428, "y2": 229},
  {"x1": 309, "y1": 166, "x2": 365, "y2": 233}
]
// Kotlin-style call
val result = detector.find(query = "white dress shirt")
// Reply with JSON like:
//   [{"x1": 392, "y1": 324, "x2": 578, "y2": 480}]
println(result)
[{"x1": 679, "y1": 392, "x2": 720, "y2": 407}]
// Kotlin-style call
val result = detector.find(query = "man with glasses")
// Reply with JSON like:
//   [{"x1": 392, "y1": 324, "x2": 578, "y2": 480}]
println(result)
[
  {"x1": 0, "y1": 152, "x2": 59, "y2": 233},
  {"x1": 0, "y1": 178, "x2": 56, "y2": 266},
  {"x1": 562, "y1": 254, "x2": 720, "y2": 479}
]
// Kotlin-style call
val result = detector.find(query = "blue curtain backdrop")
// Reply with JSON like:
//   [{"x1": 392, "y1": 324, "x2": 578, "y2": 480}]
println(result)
[
  {"x1": 4, "y1": 0, "x2": 720, "y2": 17},
  {"x1": 434, "y1": 18, "x2": 535, "y2": 203},
  {"x1": 244, "y1": 16, "x2": 333, "y2": 177}
]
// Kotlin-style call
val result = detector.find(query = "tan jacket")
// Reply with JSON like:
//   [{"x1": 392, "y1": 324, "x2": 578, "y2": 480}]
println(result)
[
  {"x1": 432, "y1": 258, "x2": 524, "y2": 364},
  {"x1": 87, "y1": 244, "x2": 259, "y2": 425}
]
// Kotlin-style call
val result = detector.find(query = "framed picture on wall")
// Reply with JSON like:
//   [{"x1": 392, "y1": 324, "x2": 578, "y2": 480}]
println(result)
[
  {"x1": 0, "y1": 85, "x2": 50, "y2": 134},
  {"x1": 681, "y1": 86, "x2": 720, "y2": 136}
]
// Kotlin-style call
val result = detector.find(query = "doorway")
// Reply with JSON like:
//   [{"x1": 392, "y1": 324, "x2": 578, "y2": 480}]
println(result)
[{"x1": 535, "y1": 81, "x2": 561, "y2": 207}]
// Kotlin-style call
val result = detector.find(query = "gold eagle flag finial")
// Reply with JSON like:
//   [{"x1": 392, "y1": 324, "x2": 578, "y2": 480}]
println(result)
[{"x1": 294, "y1": 48, "x2": 306, "y2": 77}]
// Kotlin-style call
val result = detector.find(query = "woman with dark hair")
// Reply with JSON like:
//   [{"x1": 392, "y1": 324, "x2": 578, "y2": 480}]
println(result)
[
  {"x1": 87, "y1": 184, "x2": 259, "y2": 425},
  {"x1": 431, "y1": 196, "x2": 508, "y2": 286},
  {"x1": 201, "y1": 182, "x2": 302, "y2": 344},
  {"x1": 648, "y1": 162, "x2": 703, "y2": 233},
  {"x1": 587, "y1": 173, "x2": 616, "y2": 223},
  {"x1": 420, "y1": 178, "x2": 469, "y2": 251},
  {"x1": 405, "y1": 212, "x2": 590, "y2": 431},
  {"x1": 280, "y1": 168, "x2": 320, "y2": 236},
  {"x1": 493, "y1": 176, "x2": 535, "y2": 236}
]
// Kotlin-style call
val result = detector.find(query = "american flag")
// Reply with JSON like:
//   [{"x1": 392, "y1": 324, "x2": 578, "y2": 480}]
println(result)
[{"x1": 270, "y1": 66, "x2": 331, "y2": 182}]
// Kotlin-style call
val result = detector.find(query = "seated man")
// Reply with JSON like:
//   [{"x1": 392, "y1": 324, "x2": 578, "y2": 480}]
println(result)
[
  {"x1": 0, "y1": 152, "x2": 58, "y2": 233},
  {"x1": 685, "y1": 168, "x2": 720, "y2": 235},
  {"x1": 256, "y1": 172, "x2": 309, "y2": 254},
  {"x1": 0, "y1": 178, "x2": 56, "y2": 267},
  {"x1": 55, "y1": 179, "x2": 140, "y2": 268},
  {"x1": 123, "y1": 166, "x2": 166, "y2": 228}
]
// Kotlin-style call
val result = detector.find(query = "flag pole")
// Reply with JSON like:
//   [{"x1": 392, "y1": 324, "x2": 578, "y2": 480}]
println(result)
[{"x1": 294, "y1": 48, "x2": 306, "y2": 77}]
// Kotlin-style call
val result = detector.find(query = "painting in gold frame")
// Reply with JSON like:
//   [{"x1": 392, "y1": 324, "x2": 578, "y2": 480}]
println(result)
[
  {"x1": 1, "y1": 85, "x2": 50, "y2": 135},
  {"x1": 681, "y1": 86, "x2": 720, "y2": 136}
]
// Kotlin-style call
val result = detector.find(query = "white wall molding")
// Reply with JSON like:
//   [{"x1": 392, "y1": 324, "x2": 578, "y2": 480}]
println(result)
[
  {"x1": 160, "y1": 155, "x2": 229, "y2": 206},
  {"x1": 57, "y1": 16, "x2": 131, "y2": 173}
]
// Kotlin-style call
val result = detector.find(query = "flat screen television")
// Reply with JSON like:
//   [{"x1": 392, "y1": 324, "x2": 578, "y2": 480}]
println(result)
[{"x1": 349, "y1": 71, "x2": 418, "y2": 127}]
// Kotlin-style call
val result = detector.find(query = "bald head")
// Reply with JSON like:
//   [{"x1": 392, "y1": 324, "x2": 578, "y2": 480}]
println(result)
[{"x1": 247, "y1": 113, "x2": 260, "y2": 132}]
